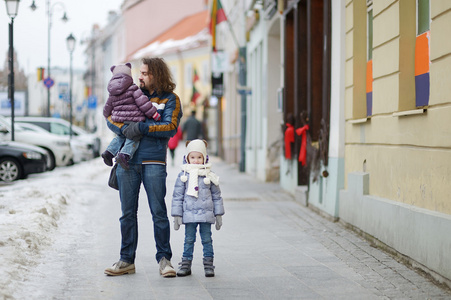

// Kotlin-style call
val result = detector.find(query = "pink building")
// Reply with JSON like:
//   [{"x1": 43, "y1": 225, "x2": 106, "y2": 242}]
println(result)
[{"x1": 121, "y1": 0, "x2": 208, "y2": 60}]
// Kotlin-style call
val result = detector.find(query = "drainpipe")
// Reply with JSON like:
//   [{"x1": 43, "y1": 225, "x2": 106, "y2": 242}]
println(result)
[{"x1": 239, "y1": 47, "x2": 247, "y2": 172}]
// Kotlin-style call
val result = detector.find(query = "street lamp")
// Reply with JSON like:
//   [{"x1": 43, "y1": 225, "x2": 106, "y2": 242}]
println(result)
[
  {"x1": 66, "y1": 33, "x2": 75, "y2": 139},
  {"x1": 31, "y1": 0, "x2": 68, "y2": 117},
  {"x1": 4, "y1": 0, "x2": 20, "y2": 141}
]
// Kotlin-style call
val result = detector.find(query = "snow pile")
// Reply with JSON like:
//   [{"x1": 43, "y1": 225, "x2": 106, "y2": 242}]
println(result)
[{"x1": 0, "y1": 159, "x2": 107, "y2": 299}]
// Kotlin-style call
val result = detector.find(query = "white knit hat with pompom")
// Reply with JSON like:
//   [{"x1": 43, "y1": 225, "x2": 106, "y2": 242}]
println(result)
[
  {"x1": 186, "y1": 139, "x2": 207, "y2": 164},
  {"x1": 181, "y1": 139, "x2": 209, "y2": 184}
]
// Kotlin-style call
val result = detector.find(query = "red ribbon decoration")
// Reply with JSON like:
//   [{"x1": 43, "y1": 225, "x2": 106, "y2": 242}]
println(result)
[
  {"x1": 296, "y1": 125, "x2": 309, "y2": 166},
  {"x1": 284, "y1": 123, "x2": 295, "y2": 159}
]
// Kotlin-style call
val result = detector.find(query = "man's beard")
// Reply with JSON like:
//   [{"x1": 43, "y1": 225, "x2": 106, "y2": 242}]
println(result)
[{"x1": 139, "y1": 81, "x2": 153, "y2": 92}]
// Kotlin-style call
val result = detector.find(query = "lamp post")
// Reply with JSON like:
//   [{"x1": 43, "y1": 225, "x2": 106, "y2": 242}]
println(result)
[
  {"x1": 30, "y1": 0, "x2": 68, "y2": 117},
  {"x1": 4, "y1": 0, "x2": 20, "y2": 141},
  {"x1": 66, "y1": 33, "x2": 75, "y2": 139}
]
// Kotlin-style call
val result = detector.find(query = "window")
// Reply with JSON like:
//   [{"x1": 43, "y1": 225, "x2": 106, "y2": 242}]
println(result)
[
  {"x1": 366, "y1": 4, "x2": 373, "y2": 116},
  {"x1": 350, "y1": 0, "x2": 370, "y2": 119},
  {"x1": 170, "y1": 66, "x2": 178, "y2": 85},
  {"x1": 417, "y1": 0, "x2": 430, "y2": 35},
  {"x1": 185, "y1": 64, "x2": 193, "y2": 87},
  {"x1": 367, "y1": 7, "x2": 373, "y2": 61},
  {"x1": 50, "y1": 123, "x2": 71, "y2": 135},
  {"x1": 415, "y1": 0, "x2": 430, "y2": 107},
  {"x1": 202, "y1": 60, "x2": 210, "y2": 85}
]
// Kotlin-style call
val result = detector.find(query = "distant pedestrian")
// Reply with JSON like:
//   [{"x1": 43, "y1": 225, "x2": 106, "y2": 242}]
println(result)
[
  {"x1": 168, "y1": 127, "x2": 183, "y2": 166},
  {"x1": 171, "y1": 139, "x2": 224, "y2": 277},
  {"x1": 182, "y1": 110, "x2": 202, "y2": 140},
  {"x1": 101, "y1": 62, "x2": 161, "y2": 170}
]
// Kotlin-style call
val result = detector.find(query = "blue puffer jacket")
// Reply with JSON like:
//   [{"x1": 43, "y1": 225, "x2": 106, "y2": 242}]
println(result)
[
  {"x1": 106, "y1": 89, "x2": 182, "y2": 165},
  {"x1": 171, "y1": 169, "x2": 225, "y2": 224}
]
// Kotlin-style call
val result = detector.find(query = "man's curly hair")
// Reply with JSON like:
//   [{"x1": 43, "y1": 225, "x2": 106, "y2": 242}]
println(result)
[{"x1": 142, "y1": 57, "x2": 176, "y2": 94}]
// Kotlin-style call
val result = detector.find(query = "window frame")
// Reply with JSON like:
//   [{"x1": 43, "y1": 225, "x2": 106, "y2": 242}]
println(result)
[
  {"x1": 367, "y1": 4, "x2": 373, "y2": 61},
  {"x1": 417, "y1": 0, "x2": 430, "y2": 36}
]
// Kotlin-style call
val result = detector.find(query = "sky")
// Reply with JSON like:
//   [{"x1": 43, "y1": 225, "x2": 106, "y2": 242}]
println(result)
[{"x1": 0, "y1": 0, "x2": 123, "y2": 76}]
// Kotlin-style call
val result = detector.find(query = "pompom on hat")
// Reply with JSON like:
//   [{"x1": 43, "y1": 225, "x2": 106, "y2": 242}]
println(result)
[{"x1": 110, "y1": 62, "x2": 132, "y2": 77}]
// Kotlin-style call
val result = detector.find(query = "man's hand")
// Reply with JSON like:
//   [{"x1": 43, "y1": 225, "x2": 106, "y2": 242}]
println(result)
[{"x1": 122, "y1": 122, "x2": 142, "y2": 142}]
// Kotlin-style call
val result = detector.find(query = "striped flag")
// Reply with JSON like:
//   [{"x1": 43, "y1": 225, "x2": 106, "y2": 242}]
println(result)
[
  {"x1": 366, "y1": 60, "x2": 372, "y2": 116},
  {"x1": 37, "y1": 67, "x2": 45, "y2": 81},
  {"x1": 209, "y1": 0, "x2": 227, "y2": 51},
  {"x1": 414, "y1": 31, "x2": 430, "y2": 107},
  {"x1": 191, "y1": 85, "x2": 201, "y2": 104},
  {"x1": 191, "y1": 68, "x2": 201, "y2": 104},
  {"x1": 193, "y1": 68, "x2": 200, "y2": 82}
]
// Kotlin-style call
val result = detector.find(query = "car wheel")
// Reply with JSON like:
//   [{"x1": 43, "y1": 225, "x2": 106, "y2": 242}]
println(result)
[
  {"x1": 43, "y1": 149, "x2": 56, "y2": 171},
  {"x1": 0, "y1": 158, "x2": 22, "y2": 182}
]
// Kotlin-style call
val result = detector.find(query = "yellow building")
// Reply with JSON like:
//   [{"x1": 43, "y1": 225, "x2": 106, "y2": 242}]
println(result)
[{"x1": 340, "y1": 0, "x2": 451, "y2": 284}]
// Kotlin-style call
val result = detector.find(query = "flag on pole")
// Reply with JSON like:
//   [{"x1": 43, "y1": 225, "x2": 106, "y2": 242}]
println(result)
[
  {"x1": 193, "y1": 68, "x2": 200, "y2": 82},
  {"x1": 191, "y1": 68, "x2": 201, "y2": 104},
  {"x1": 191, "y1": 85, "x2": 201, "y2": 104},
  {"x1": 37, "y1": 67, "x2": 45, "y2": 81},
  {"x1": 209, "y1": 0, "x2": 228, "y2": 51}
]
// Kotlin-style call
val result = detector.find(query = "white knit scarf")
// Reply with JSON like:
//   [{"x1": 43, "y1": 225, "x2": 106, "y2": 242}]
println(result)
[{"x1": 180, "y1": 163, "x2": 219, "y2": 198}]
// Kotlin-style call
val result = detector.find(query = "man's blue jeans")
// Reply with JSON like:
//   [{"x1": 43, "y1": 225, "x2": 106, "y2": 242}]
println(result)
[
  {"x1": 116, "y1": 163, "x2": 172, "y2": 264},
  {"x1": 183, "y1": 223, "x2": 214, "y2": 260}
]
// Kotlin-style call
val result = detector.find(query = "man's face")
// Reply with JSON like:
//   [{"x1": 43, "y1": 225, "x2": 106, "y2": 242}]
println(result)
[{"x1": 139, "y1": 64, "x2": 154, "y2": 91}]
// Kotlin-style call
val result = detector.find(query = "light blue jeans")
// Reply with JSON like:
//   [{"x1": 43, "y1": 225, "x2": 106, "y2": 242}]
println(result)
[
  {"x1": 116, "y1": 163, "x2": 172, "y2": 264},
  {"x1": 106, "y1": 134, "x2": 139, "y2": 158},
  {"x1": 183, "y1": 223, "x2": 214, "y2": 260}
]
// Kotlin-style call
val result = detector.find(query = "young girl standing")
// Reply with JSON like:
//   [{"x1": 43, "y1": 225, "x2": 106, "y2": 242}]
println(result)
[{"x1": 171, "y1": 139, "x2": 225, "y2": 277}]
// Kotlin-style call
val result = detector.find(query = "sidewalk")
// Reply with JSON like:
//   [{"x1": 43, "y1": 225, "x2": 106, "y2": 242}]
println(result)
[
  {"x1": 16, "y1": 147, "x2": 451, "y2": 299},
  {"x1": 177, "y1": 156, "x2": 450, "y2": 300}
]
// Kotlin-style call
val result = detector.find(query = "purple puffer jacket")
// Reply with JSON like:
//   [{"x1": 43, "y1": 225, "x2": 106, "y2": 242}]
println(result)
[{"x1": 103, "y1": 73, "x2": 158, "y2": 122}]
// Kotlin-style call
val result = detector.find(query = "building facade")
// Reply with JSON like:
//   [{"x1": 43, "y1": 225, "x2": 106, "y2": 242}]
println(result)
[
  {"x1": 339, "y1": 0, "x2": 451, "y2": 284},
  {"x1": 217, "y1": 0, "x2": 283, "y2": 181},
  {"x1": 26, "y1": 67, "x2": 85, "y2": 123},
  {"x1": 85, "y1": 0, "x2": 451, "y2": 284},
  {"x1": 218, "y1": 0, "x2": 451, "y2": 284}
]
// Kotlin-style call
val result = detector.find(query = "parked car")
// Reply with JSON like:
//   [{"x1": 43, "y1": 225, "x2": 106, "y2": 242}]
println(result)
[
  {"x1": 14, "y1": 117, "x2": 101, "y2": 158},
  {"x1": 18, "y1": 122, "x2": 92, "y2": 163},
  {"x1": 0, "y1": 140, "x2": 48, "y2": 182},
  {"x1": 0, "y1": 115, "x2": 73, "y2": 170}
]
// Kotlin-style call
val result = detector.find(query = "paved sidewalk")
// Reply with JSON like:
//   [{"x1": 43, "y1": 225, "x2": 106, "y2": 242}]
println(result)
[
  {"x1": 180, "y1": 157, "x2": 451, "y2": 300},
  {"x1": 17, "y1": 149, "x2": 451, "y2": 299}
]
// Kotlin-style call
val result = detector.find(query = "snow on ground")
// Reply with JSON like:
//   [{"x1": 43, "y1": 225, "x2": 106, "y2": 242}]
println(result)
[{"x1": 0, "y1": 158, "x2": 109, "y2": 299}]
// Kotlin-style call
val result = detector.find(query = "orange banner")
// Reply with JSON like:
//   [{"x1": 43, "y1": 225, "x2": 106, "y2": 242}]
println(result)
[{"x1": 415, "y1": 31, "x2": 430, "y2": 76}]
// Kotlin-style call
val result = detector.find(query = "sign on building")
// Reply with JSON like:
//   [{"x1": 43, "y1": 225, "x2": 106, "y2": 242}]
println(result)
[
  {"x1": 0, "y1": 91, "x2": 26, "y2": 116},
  {"x1": 211, "y1": 51, "x2": 229, "y2": 73},
  {"x1": 211, "y1": 73, "x2": 224, "y2": 98}
]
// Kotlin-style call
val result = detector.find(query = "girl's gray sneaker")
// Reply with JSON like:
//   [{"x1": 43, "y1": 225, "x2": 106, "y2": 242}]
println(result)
[
  {"x1": 203, "y1": 257, "x2": 215, "y2": 277},
  {"x1": 176, "y1": 258, "x2": 192, "y2": 276}
]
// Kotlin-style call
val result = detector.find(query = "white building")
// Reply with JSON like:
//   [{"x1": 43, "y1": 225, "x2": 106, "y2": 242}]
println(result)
[{"x1": 26, "y1": 67, "x2": 85, "y2": 124}]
